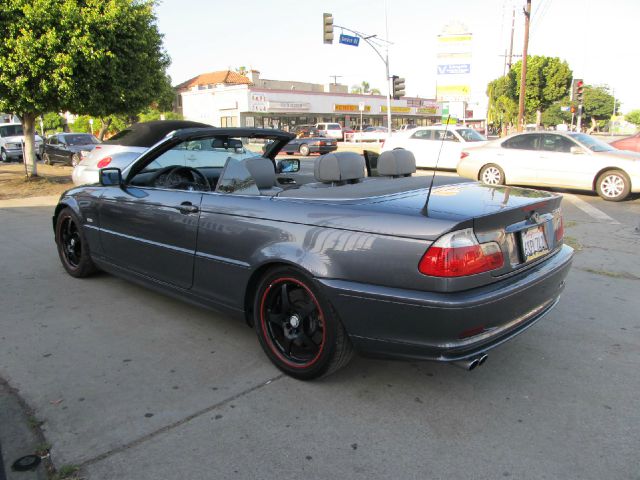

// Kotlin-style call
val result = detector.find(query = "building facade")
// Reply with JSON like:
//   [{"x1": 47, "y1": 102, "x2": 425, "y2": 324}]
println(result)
[{"x1": 176, "y1": 70, "x2": 442, "y2": 131}]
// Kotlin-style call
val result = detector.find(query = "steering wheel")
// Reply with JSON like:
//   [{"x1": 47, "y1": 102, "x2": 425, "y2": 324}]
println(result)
[{"x1": 149, "y1": 165, "x2": 211, "y2": 191}]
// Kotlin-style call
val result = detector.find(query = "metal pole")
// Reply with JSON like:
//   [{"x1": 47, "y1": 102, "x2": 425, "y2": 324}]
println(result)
[
  {"x1": 611, "y1": 87, "x2": 616, "y2": 136},
  {"x1": 508, "y1": 6, "x2": 515, "y2": 71},
  {"x1": 517, "y1": 0, "x2": 531, "y2": 132},
  {"x1": 384, "y1": 0, "x2": 392, "y2": 137}
]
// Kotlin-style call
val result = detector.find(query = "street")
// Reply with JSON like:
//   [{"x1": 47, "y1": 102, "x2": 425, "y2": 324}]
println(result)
[{"x1": 0, "y1": 182, "x2": 638, "y2": 480}]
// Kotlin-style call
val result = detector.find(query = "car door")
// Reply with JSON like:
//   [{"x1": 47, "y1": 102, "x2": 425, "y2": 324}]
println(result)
[
  {"x1": 97, "y1": 141, "x2": 201, "y2": 289},
  {"x1": 498, "y1": 134, "x2": 542, "y2": 185},
  {"x1": 432, "y1": 129, "x2": 462, "y2": 169},
  {"x1": 535, "y1": 134, "x2": 592, "y2": 188},
  {"x1": 44, "y1": 135, "x2": 58, "y2": 161},
  {"x1": 402, "y1": 129, "x2": 434, "y2": 167}
]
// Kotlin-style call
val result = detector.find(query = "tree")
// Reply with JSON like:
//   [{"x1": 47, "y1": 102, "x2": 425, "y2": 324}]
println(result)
[
  {"x1": 0, "y1": 0, "x2": 170, "y2": 176},
  {"x1": 581, "y1": 85, "x2": 619, "y2": 132},
  {"x1": 350, "y1": 85, "x2": 363, "y2": 94},
  {"x1": 138, "y1": 109, "x2": 183, "y2": 122},
  {"x1": 625, "y1": 109, "x2": 640, "y2": 127},
  {"x1": 487, "y1": 56, "x2": 572, "y2": 127},
  {"x1": 540, "y1": 99, "x2": 571, "y2": 127},
  {"x1": 41, "y1": 112, "x2": 65, "y2": 134}
]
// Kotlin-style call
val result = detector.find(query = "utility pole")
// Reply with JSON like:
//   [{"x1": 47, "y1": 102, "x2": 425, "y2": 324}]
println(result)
[
  {"x1": 329, "y1": 75, "x2": 343, "y2": 85},
  {"x1": 517, "y1": 0, "x2": 531, "y2": 132},
  {"x1": 507, "y1": 6, "x2": 516, "y2": 71}
]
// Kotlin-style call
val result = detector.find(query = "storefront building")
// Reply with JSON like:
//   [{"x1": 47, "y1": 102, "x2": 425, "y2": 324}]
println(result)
[{"x1": 177, "y1": 70, "x2": 442, "y2": 131}]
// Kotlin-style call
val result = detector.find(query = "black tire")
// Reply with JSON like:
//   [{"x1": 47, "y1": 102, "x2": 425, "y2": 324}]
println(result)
[
  {"x1": 299, "y1": 144, "x2": 311, "y2": 156},
  {"x1": 479, "y1": 163, "x2": 505, "y2": 185},
  {"x1": 0, "y1": 149, "x2": 8, "y2": 163},
  {"x1": 55, "y1": 208, "x2": 97, "y2": 278},
  {"x1": 253, "y1": 267, "x2": 354, "y2": 380},
  {"x1": 71, "y1": 153, "x2": 81, "y2": 167},
  {"x1": 595, "y1": 170, "x2": 630, "y2": 201},
  {"x1": 43, "y1": 153, "x2": 51, "y2": 165}
]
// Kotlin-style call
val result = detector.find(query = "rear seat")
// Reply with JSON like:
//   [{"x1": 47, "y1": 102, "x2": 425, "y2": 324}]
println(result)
[
  {"x1": 302, "y1": 151, "x2": 365, "y2": 188},
  {"x1": 376, "y1": 149, "x2": 416, "y2": 178}
]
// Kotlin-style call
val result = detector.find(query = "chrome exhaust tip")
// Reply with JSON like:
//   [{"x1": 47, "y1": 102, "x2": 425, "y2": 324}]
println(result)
[{"x1": 452, "y1": 354, "x2": 487, "y2": 371}]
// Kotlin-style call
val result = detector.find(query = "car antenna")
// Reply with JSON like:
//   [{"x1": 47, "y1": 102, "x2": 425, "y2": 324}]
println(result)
[{"x1": 423, "y1": 115, "x2": 451, "y2": 214}]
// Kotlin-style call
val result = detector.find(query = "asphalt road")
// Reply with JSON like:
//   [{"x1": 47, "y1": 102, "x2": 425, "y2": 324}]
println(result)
[{"x1": 0, "y1": 182, "x2": 638, "y2": 480}]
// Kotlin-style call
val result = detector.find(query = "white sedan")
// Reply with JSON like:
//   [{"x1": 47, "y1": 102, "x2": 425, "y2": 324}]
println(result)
[
  {"x1": 457, "y1": 131, "x2": 640, "y2": 201},
  {"x1": 381, "y1": 125, "x2": 487, "y2": 169},
  {"x1": 349, "y1": 126, "x2": 388, "y2": 142}
]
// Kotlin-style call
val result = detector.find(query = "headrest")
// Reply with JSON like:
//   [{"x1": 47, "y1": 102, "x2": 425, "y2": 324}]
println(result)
[
  {"x1": 377, "y1": 149, "x2": 416, "y2": 177},
  {"x1": 314, "y1": 152, "x2": 365, "y2": 183},
  {"x1": 241, "y1": 157, "x2": 276, "y2": 189}
]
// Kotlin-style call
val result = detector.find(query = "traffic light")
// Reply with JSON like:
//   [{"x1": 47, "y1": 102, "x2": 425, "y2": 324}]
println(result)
[
  {"x1": 392, "y1": 75, "x2": 405, "y2": 100},
  {"x1": 323, "y1": 13, "x2": 333, "y2": 44},
  {"x1": 572, "y1": 78, "x2": 584, "y2": 103}
]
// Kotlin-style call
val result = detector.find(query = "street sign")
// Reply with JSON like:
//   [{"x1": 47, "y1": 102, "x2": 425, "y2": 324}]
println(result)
[
  {"x1": 560, "y1": 106, "x2": 571, "y2": 112},
  {"x1": 339, "y1": 34, "x2": 360, "y2": 47},
  {"x1": 358, "y1": 102, "x2": 365, "y2": 111}
]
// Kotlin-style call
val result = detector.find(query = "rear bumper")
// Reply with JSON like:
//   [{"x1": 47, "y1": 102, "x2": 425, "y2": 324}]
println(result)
[
  {"x1": 310, "y1": 145, "x2": 338, "y2": 154},
  {"x1": 319, "y1": 244, "x2": 574, "y2": 362}
]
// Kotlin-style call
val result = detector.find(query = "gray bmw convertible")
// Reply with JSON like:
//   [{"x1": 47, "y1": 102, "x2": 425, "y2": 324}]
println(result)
[{"x1": 53, "y1": 127, "x2": 573, "y2": 380}]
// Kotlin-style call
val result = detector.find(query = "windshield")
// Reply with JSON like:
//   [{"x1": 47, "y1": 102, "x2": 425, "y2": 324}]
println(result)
[
  {"x1": 456, "y1": 128, "x2": 486, "y2": 142},
  {"x1": 568, "y1": 133, "x2": 615, "y2": 152},
  {"x1": 0, "y1": 125, "x2": 24, "y2": 137},
  {"x1": 65, "y1": 134, "x2": 100, "y2": 145}
]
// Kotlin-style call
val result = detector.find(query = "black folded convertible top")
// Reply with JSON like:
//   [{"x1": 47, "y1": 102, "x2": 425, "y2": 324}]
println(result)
[{"x1": 103, "y1": 120, "x2": 213, "y2": 147}]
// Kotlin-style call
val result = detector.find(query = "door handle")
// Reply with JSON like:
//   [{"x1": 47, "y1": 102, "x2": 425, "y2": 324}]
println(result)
[{"x1": 176, "y1": 201, "x2": 199, "y2": 214}]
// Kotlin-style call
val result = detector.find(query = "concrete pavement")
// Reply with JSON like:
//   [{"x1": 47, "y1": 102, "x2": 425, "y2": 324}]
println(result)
[{"x1": 1, "y1": 192, "x2": 639, "y2": 479}]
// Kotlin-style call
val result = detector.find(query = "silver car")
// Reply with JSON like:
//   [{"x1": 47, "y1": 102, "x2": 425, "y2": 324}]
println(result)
[
  {"x1": 457, "y1": 131, "x2": 640, "y2": 201},
  {"x1": 72, "y1": 120, "x2": 211, "y2": 185}
]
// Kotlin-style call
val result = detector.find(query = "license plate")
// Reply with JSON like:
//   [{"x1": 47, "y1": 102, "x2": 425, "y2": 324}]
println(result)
[{"x1": 521, "y1": 225, "x2": 549, "y2": 262}]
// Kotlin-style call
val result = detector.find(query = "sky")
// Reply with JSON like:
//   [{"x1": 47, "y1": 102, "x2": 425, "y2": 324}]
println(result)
[{"x1": 156, "y1": 0, "x2": 640, "y2": 112}]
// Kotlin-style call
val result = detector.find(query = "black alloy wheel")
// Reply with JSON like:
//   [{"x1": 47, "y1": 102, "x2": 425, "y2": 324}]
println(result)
[
  {"x1": 254, "y1": 267, "x2": 353, "y2": 380},
  {"x1": 71, "y1": 153, "x2": 81, "y2": 167},
  {"x1": 55, "y1": 208, "x2": 97, "y2": 278},
  {"x1": 43, "y1": 153, "x2": 51, "y2": 165}
]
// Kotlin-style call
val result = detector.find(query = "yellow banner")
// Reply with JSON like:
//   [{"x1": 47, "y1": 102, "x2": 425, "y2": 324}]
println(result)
[
  {"x1": 334, "y1": 104, "x2": 371, "y2": 112},
  {"x1": 380, "y1": 106, "x2": 412, "y2": 113},
  {"x1": 417, "y1": 107, "x2": 439, "y2": 115},
  {"x1": 437, "y1": 35, "x2": 472, "y2": 43},
  {"x1": 436, "y1": 85, "x2": 470, "y2": 96}
]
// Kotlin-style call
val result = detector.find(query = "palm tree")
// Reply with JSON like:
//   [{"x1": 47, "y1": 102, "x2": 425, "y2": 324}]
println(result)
[{"x1": 361, "y1": 81, "x2": 371, "y2": 94}]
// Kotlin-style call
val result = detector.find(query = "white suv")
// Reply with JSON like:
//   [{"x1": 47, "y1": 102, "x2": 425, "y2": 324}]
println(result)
[
  {"x1": 0, "y1": 123, "x2": 43, "y2": 162},
  {"x1": 315, "y1": 122, "x2": 343, "y2": 141}
]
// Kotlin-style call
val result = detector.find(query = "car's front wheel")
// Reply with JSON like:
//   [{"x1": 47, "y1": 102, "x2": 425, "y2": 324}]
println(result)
[
  {"x1": 43, "y1": 153, "x2": 51, "y2": 165},
  {"x1": 299, "y1": 144, "x2": 310, "y2": 156},
  {"x1": 596, "y1": 170, "x2": 630, "y2": 201},
  {"x1": 55, "y1": 207, "x2": 97, "y2": 278},
  {"x1": 0, "y1": 149, "x2": 8, "y2": 162},
  {"x1": 71, "y1": 153, "x2": 81, "y2": 167},
  {"x1": 253, "y1": 267, "x2": 353, "y2": 380},
  {"x1": 479, "y1": 164, "x2": 505, "y2": 185}
]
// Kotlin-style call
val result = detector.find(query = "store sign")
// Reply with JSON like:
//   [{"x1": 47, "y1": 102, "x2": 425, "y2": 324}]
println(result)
[
  {"x1": 380, "y1": 106, "x2": 412, "y2": 113},
  {"x1": 250, "y1": 93, "x2": 268, "y2": 112},
  {"x1": 417, "y1": 106, "x2": 440, "y2": 115},
  {"x1": 437, "y1": 64, "x2": 471, "y2": 75},
  {"x1": 267, "y1": 101, "x2": 311, "y2": 111},
  {"x1": 334, "y1": 104, "x2": 371, "y2": 112}
]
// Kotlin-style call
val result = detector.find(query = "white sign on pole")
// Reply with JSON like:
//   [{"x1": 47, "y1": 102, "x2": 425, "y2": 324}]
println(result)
[{"x1": 358, "y1": 102, "x2": 365, "y2": 112}]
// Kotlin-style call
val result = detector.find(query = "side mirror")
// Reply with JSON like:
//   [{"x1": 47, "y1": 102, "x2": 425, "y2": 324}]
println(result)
[
  {"x1": 570, "y1": 146, "x2": 584, "y2": 155},
  {"x1": 100, "y1": 168, "x2": 122, "y2": 186},
  {"x1": 276, "y1": 158, "x2": 300, "y2": 173}
]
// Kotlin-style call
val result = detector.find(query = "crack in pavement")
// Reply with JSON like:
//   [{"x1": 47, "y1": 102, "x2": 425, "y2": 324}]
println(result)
[{"x1": 78, "y1": 373, "x2": 285, "y2": 469}]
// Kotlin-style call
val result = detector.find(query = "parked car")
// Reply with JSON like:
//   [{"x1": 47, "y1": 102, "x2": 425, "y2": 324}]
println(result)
[
  {"x1": 53, "y1": 127, "x2": 573, "y2": 380},
  {"x1": 315, "y1": 122, "x2": 344, "y2": 141},
  {"x1": 0, "y1": 122, "x2": 43, "y2": 162},
  {"x1": 72, "y1": 120, "x2": 212, "y2": 185},
  {"x1": 350, "y1": 126, "x2": 388, "y2": 142},
  {"x1": 457, "y1": 131, "x2": 640, "y2": 201},
  {"x1": 610, "y1": 132, "x2": 640, "y2": 153},
  {"x1": 281, "y1": 136, "x2": 337, "y2": 156},
  {"x1": 381, "y1": 125, "x2": 488, "y2": 169},
  {"x1": 42, "y1": 133, "x2": 100, "y2": 166}
]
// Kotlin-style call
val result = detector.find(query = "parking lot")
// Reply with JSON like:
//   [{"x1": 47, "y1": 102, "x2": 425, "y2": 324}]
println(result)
[{"x1": 1, "y1": 168, "x2": 639, "y2": 479}]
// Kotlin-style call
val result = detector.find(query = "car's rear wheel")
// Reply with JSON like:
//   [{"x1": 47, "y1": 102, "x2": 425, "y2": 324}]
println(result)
[
  {"x1": 596, "y1": 170, "x2": 630, "y2": 201},
  {"x1": 55, "y1": 208, "x2": 97, "y2": 278},
  {"x1": 480, "y1": 164, "x2": 505, "y2": 185},
  {"x1": 253, "y1": 267, "x2": 353, "y2": 380},
  {"x1": 43, "y1": 153, "x2": 51, "y2": 165},
  {"x1": 71, "y1": 153, "x2": 81, "y2": 167},
  {"x1": 299, "y1": 144, "x2": 310, "y2": 156}
]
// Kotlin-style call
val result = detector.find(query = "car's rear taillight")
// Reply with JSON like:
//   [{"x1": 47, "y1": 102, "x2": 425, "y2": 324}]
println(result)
[
  {"x1": 418, "y1": 228, "x2": 504, "y2": 277},
  {"x1": 381, "y1": 140, "x2": 385, "y2": 148},
  {"x1": 97, "y1": 157, "x2": 112, "y2": 168},
  {"x1": 460, "y1": 151, "x2": 469, "y2": 160}
]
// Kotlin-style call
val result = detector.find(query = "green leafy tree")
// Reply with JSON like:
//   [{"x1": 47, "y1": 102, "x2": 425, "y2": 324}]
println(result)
[
  {"x1": 41, "y1": 112, "x2": 65, "y2": 135},
  {"x1": 138, "y1": 109, "x2": 183, "y2": 122},
  {"x1": 581, "y1": 85, "x2": 619, "y2": 132},
  {"x1": 625, "y1": 109, "x2": 640, "y2": 127},
  {"x1": 0, "y1": 0, "x2": 170, "y2": 176},
  {"x1": 487, "y1": 56, "x2": 572, "y2": 127},
  {"x1": 540, "y1": 99, "x2": 572, "y2": 127}
]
